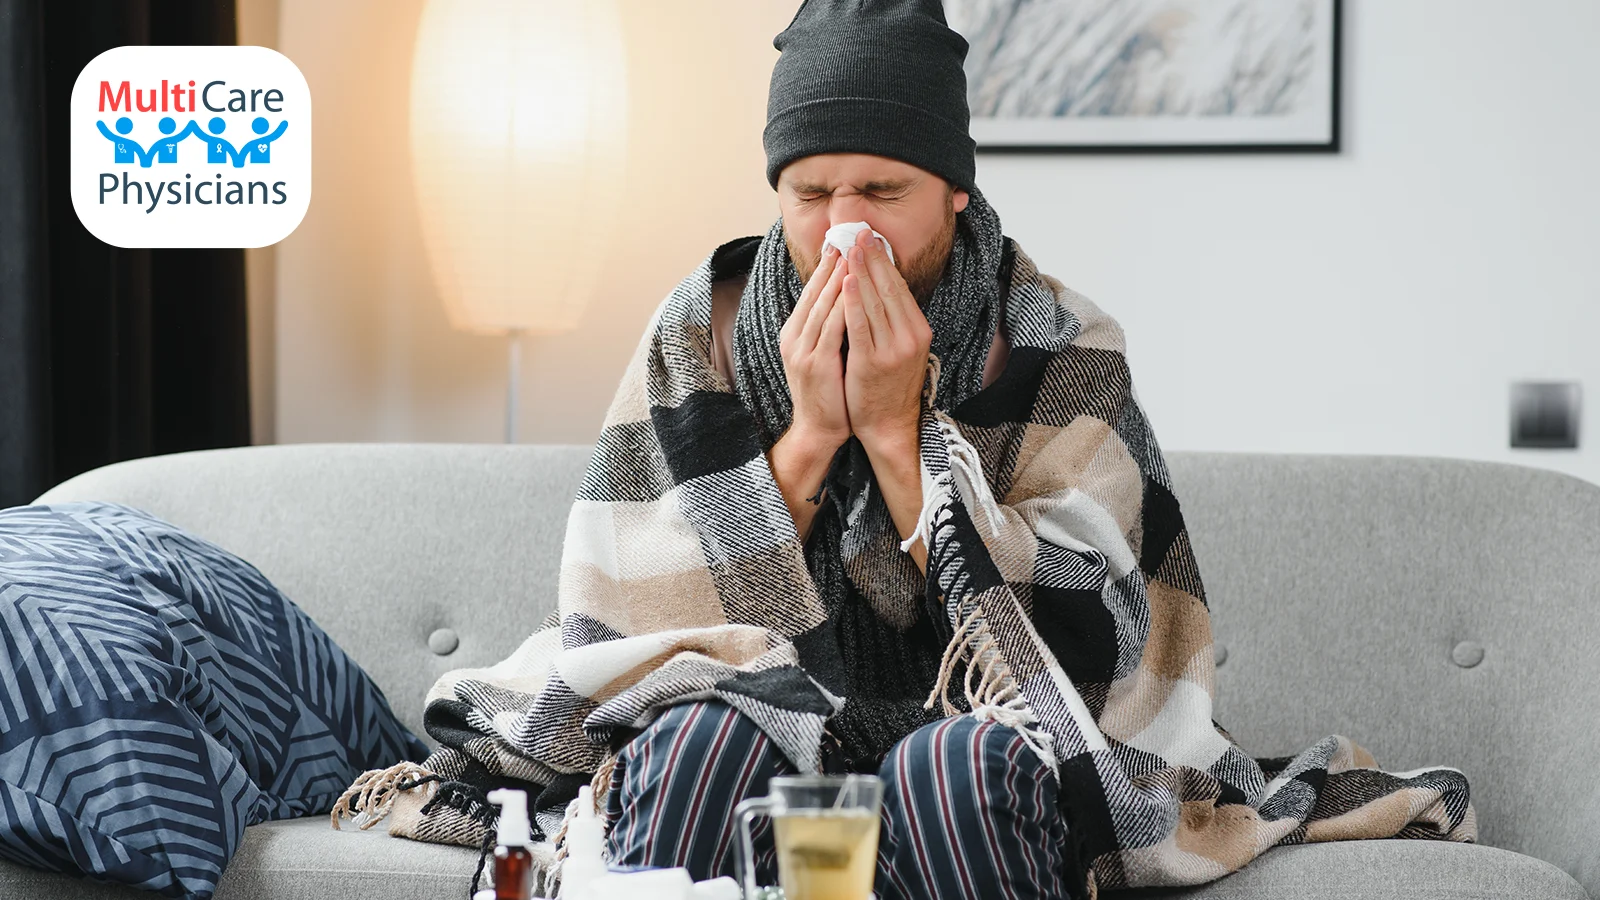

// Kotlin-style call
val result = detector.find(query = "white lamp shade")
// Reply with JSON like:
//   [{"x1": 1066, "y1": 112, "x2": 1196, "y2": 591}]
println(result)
[{"x1": 409, "y1": 0, "x2": 629, "y2": 336}]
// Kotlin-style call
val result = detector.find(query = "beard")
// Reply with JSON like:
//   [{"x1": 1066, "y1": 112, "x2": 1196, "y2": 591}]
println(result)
[
  {"x1": 787, "y1": 195, "x2": 957, "y2": 309},
  {"x1": 902, "y1": 198, "x2": 957, "y2": 307}
]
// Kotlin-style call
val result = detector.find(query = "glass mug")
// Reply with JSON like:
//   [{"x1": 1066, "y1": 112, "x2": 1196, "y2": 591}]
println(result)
[{"x1": 734, "y1": 774, "x2": 883, "y2": 900}]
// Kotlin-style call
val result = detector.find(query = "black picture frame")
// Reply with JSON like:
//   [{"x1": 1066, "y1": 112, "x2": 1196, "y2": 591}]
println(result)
[{"x1": 955, "y1": 0, "x2": 1343, "y2": 154}]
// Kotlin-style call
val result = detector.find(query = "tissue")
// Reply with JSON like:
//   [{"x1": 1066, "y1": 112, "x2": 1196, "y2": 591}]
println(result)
[{"x1": 822, "y1": 221, "x2": 895, "y2": 266}]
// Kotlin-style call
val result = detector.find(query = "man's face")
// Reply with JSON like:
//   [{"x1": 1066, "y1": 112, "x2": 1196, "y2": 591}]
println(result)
[{"x1": 779, "y1": 153, "x2": 970, "y2": 307}]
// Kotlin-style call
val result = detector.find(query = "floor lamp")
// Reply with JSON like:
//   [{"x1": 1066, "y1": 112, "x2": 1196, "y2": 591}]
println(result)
[
  {"x1": 505, "y1": 328, "x2": 523, "y2": 443},
  {"x1": 408, "y1": 0, "x2": 629, "y2": 443}
]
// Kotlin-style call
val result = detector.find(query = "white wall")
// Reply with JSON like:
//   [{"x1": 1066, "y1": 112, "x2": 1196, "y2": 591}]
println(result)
[
  {"x1": 272, "y1": 0, "x2": 1600, "y2": 485},
  {"x1": 978, "y1": 0, "x2": 1600, "y2": 484}
]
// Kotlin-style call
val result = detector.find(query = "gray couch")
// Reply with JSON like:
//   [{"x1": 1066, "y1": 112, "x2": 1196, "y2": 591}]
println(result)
[{"x1": 8, "y1": 443, "x2": 1595, "y2": 900}]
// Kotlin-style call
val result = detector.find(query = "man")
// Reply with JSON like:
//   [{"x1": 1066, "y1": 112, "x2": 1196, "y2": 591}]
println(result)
[
  {"x1": 397, "y1": 1, "x2": 1087, "y2": 890},
  {"x1": 588, "y1": 0, "x2": 1100, "y2": 883},
  {"x1": 588, "y1": 2, "x2": 1077, "y2": 889},
  {"x1": 333, "y1": 1, "x2": 1476, "y2": 896},
  {"x1": 613, "y1": 112, "x2": 1061, "y2": 900}
]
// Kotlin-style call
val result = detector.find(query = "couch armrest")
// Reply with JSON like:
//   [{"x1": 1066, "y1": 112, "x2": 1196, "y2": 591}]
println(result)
[{"x1": 1168, "y1": 451, "x2": 1600, "y2": 899}]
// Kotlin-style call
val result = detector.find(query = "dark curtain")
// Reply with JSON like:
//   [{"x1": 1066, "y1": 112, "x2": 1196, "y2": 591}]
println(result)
[{"x1": 0, "y1": 0, "x2": 250, "y2": 510}]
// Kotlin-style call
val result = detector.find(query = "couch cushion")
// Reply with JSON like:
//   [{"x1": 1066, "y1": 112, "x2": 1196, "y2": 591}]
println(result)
[
  {"x1": 216, "y1": 819, "x2": 482, "y2": 899},
  {"x1": 1111, "y1": 840, "x2": 1589, "y2": 900},
  {"x1": 0, "y1": 819, "x2": 481, "y2": 899}
]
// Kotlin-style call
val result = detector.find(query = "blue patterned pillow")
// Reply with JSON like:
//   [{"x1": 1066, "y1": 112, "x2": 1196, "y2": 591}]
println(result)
[{"x1": 0, "y1": 501, "x2": 429, "y2": 899}]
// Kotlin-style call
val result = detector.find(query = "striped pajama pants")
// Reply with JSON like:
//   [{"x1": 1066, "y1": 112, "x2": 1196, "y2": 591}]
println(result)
[{"x1": 601, "y1": 700, "x2": 1077, "y2": 899}]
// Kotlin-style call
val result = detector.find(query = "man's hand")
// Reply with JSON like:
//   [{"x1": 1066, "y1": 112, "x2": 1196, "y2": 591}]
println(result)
[
  {"x1": 780, "y1": 241, "x2": 852, "y2": 448},
  {"x1": 839, "y1": 227, "x2": 932, "y2": 455},
  {"x1": 767, "y1": 241, "x2": 852, "y2": 543},
  {"x1": 839, "y1": 227, "x2": 932, "y2": 572}
]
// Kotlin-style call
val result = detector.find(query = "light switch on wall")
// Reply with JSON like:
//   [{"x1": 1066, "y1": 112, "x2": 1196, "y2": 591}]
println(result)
[{"x1": 1510, "y1": 382, "x2": 1581, "y2": 449}]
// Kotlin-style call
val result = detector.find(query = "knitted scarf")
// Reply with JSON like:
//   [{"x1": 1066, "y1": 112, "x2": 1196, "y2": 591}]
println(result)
[
  {"x1": 727, "y1": 187, "x2": 1008, "y2": 771},
  {"x1": 331, "y1": 186, "x2": 1478, "y2": 898}
]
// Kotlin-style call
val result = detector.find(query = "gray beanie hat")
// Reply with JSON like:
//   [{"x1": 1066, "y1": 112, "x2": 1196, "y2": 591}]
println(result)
[{"x1": 763, "y1": 0, "x2": 977, "y2": 194}]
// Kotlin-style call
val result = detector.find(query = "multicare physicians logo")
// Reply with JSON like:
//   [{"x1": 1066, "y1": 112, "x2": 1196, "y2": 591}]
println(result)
[{"x1": 71, "y1": 46, "x2": 310, "y2": 248}]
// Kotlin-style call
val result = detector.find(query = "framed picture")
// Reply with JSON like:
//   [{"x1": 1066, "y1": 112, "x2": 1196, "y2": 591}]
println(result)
[{"x1": 947, "y1": 0, "x2": 1342, "y2": 152}]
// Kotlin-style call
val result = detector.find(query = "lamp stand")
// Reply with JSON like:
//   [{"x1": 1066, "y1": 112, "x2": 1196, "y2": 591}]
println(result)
[{"x1": 505, "y1": 328, "x2": 525, "y2": 444}]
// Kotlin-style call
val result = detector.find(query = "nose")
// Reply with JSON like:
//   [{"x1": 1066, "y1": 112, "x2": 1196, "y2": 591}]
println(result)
[{"x1": 828, "y1": 193, "x2": 876, "y2": 230}]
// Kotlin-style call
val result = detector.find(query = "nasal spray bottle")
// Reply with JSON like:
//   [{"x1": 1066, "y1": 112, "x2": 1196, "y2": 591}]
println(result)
[
  {"x1": 486, "y1": 788, "x2": 534, "y2": 900},
  {"x1": 558, "y1": 786, "x2": 607, "y2": 898}
]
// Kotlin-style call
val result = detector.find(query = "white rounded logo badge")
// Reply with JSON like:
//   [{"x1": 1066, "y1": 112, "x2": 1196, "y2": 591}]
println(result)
[{"x1": 70, "y1": 45, "x2": 311, "y2": 248}]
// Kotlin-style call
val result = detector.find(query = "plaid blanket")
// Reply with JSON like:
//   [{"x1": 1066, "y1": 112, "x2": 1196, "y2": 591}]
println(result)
[{"x1": 333, "y1": 212, "x2": 1477, "y2": 897}]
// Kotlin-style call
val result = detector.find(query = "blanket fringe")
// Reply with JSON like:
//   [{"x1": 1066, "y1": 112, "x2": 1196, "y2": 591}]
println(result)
[
  {"x1": 549, "y1": 751, "x2": 618, "y2": 875},
  {"x1": 899, "y1": 468, "x2": 948, "y2": 556},
  {"x1": 911, "y1": 352, "x2": 1055, "y2": 771},
  {"x1": 923, "y1": 352, "x2": 943, "y2": 408},
  {"x1": 900, "y1": 351, "x2": 1003, "y2": 554},
  {"x1": 937, "y1": 413, "x2": 1005, "y2": 540},
  {"x1": 926, "y1": 606, "x2": 1058, "y2": 774},
  {"x1": 901, "y1": 355, "x2": 947, "y2": 556},
  {"x1": 329, "y1": 761, "x2": 437, "y2": 831}
]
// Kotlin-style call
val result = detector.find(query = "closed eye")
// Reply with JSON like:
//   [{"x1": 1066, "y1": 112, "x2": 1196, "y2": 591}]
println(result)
[{"x1": 797, "y1": 193, "x2": 905, "y2": 203}]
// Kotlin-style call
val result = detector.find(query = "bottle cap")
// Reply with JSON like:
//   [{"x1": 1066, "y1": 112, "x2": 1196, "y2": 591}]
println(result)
[
  {"x1": 487, "y1": 788, "x2": 531, "y2": 848},
  {"x1": 560, "y1": 785, "x2": 609, "y2": 898},
  {"x1": 566, "y1": 785, "x2": 606, "y2": 856}
]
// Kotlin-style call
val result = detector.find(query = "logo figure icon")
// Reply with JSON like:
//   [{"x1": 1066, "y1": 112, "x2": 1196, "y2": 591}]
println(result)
[
  {"x1": 153, "y1": 116, "x2": 200, "y2": 163},
  {"x1": 95, "y1": 116, "x2": 142, "y2": 164},
  {"x1": 245, "y1": 116, "x2": 289, "y2": 163},
  {"x1": 205, "y1": 117, "x2": 232, "y2": 164}
]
